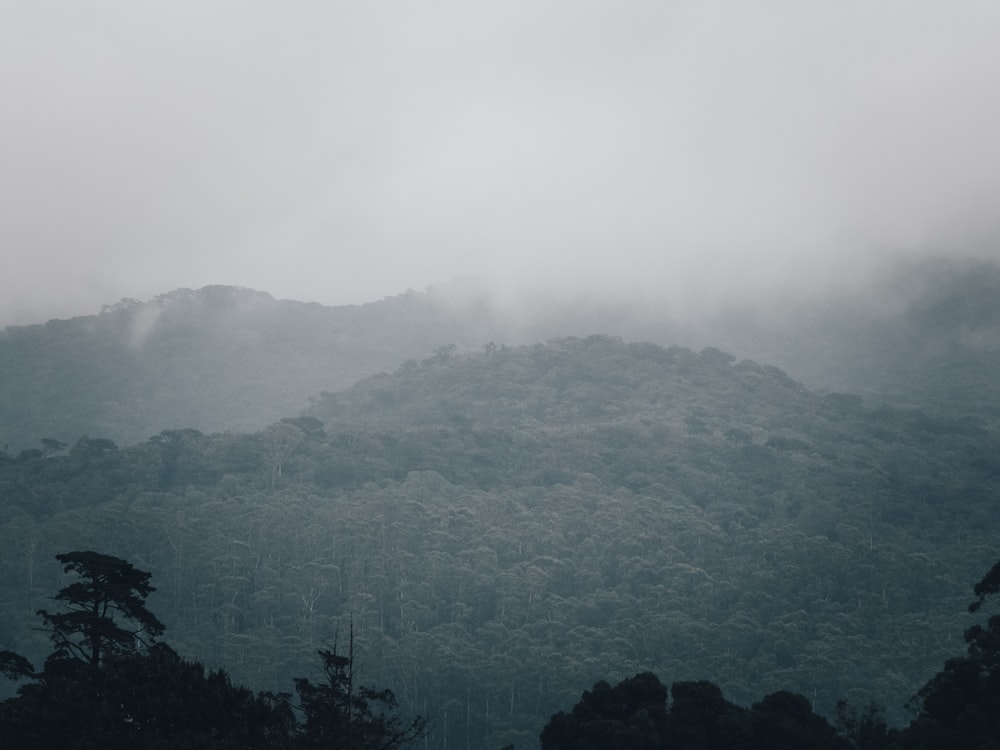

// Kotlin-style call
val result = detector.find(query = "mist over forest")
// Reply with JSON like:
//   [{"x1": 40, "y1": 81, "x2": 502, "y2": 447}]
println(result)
[
  {"x1": 3, "y1": 254, "x2": 1000, "y2": 748},
  {"x1": 3, "y1": 255, "x2": 999, "y2": 453},
  {"x1": 4, "y1": 2, "x2": 1000, "y2": 746}
]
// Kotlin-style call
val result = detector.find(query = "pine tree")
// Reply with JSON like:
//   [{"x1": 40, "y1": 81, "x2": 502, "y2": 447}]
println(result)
[{"x1": 36, "y1": 550, "x2": 165, "y2": 667}]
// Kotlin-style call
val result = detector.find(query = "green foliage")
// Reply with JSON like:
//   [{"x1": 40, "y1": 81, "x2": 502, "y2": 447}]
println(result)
[{"x1": 2, "y1": 335, "x2": 1000, "y2": 747}]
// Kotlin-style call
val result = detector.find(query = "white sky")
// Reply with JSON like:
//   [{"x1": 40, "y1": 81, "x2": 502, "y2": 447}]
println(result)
[{"x1": 2, "y1": 1, "x2": 999, "y2": 326}]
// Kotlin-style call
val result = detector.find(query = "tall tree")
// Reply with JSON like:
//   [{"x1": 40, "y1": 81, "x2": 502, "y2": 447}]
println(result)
[
  {"x1": 294, "y1": 622, "x2": 427, "y2": 749},
  {"x1": 36, "y1": 551, "x2": 165, "y2": 667},
  {"x1": 3, "y1": 554, "x2": 297, "y2": 749}
]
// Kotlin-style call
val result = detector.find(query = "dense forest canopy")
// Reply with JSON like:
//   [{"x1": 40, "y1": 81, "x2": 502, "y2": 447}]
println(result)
[
  {"x1": 2, "y1": 331, "x2": 999, "y2": 748},
  {"x1": 6, "y1": 548, "x2": 1000, "y2": 747}
]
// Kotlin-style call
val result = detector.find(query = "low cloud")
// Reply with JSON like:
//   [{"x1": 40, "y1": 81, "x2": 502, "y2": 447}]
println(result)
[{"x1": 1, "y1": 1, "x2": 998, "y2": 326}]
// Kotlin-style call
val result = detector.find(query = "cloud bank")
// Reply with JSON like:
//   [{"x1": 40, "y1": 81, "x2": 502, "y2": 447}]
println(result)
[{"x1": 2, "y1": 1, "x2": 999, "y2": 325}]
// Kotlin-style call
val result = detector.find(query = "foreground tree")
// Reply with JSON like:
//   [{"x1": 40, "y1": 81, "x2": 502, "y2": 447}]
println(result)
[
  {"x1": 897, "y1": 558, "x2": 1000, "y2": 749},
  {"x1": 541, "y1": 674, "x2": 850, "y2": 750},
  {"x1": 1, "y1": 644, "x2": 296, "y2": 749},
  {"x1": 2, "y1": 551, "x2": 425, "y2": 749},
  {"x1": 1, "y1": 552, "x2": 294, "y2": 749},
  {"x1": 834, "y1": 699, "x2": 890, "y2": 750},
  {"x1": 539, "y1": 672, "x2": 668, "y2": 750},
  {"x1": 294, "y1": 623, "x2": 428, "y2": 749},
  {"x1": 0, "y1": 651, "x2": 34, "y2": 681},
  {"x1": 37, "y1": 550, "x2": 165, "y2": 667}
]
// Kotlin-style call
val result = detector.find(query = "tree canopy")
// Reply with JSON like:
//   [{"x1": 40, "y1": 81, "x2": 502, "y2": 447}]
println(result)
[
  {"x1": 37, "y1": 550, "x2": 164, "y2": 667},
  {"x1": 295, "y1": 643, "x2": 428, "y2": 749},
  {"x1": 540, "y1": 673, "x2": 851, "y2": 750},
  {"x1": 2, "y1": 334, "x2": 1000, "y2": 747},
  {"x1": 6, "y1": 553, "x2": 1000, "y2": 748}
]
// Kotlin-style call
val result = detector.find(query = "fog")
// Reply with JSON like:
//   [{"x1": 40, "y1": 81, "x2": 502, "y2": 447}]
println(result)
[{"x1": 2, "y1": 1, "x2": 999, "y2": 327}]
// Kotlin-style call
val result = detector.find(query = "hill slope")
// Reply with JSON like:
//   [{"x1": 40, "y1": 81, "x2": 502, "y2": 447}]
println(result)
[
  {"x1": 4, "y1": 257, "x2": 1000, "y2": 455},
  {"x1": 2, "y1": 337, "x2": 997, "y2": 749}
]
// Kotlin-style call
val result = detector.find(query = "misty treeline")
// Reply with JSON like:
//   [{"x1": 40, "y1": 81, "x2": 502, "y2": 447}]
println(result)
[
  {"x1": 4, "y1": 549, "x2": 1000, "y2": 749},
  {"x1": 2, "y1": 257, "x2": 1000, "y2": 454},
  {"x1": 2, "y1": 335, "x2": 999, "y2": 748}
]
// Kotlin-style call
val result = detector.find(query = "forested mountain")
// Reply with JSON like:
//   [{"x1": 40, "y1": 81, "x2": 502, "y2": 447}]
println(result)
[
  {"x1": 2, "y1": 336, "x2": 998, "y2": 748},
  {"x1": 0, "y1": 284, "x2": 497, "y2": 451},
  {"x1": 3, "y1": 256, "x2": 1000, "y2": 453}
]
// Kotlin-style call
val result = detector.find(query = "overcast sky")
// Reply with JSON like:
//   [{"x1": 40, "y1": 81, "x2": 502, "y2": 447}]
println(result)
[{"x1": 2, "y1": 1, "x2": 999, "y2": 326}]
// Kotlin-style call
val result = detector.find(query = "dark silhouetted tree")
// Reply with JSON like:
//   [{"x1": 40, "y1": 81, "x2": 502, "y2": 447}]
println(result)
[
  {"x1": 0, "y1": 651, "x2": 34, "y2": 681},
  {"x1": 540, "y1": 672, "x2": 668, "y2": 750},
  {"x1": 1, "y1": 554, "x2": 297, "y2": 749},
  {"x1": 1, "y1": 642, "x2": 297, "y2": 749},
  {"x1": 897, "y1": 557, "x2": 1000, "y2": 749},
  {"x1": 36, "y1": 550, "x2": 165, "y2": 667},
  {"x1": 294, "y1": 623, "x2": 427, "y2": 749},
  {"x1": 750, "y1": 690, "x2": 849, "y2": 750},
  {"x1": 666, "y1": 679, "x2": 753, "y2": 750},
  {"x1": 834, "y1": 699, "x2": 890, "y2": 750}
]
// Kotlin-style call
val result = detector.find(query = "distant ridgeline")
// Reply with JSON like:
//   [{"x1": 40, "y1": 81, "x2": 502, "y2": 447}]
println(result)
[
  {"x1": 3, "y1": 256, "x2": 1000, "y2": 452},
  {"x1": 0, "y1": 284, "x2": 499, "y2": 451},
  {"x1": 2, "y1": 335, "x2": 999, "y2": 749},
  {"x1": 737, "y1": 256, "x2": 1000, "y2": 419}
]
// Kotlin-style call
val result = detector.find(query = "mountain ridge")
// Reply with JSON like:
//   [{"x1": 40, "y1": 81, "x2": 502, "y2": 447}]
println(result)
[{"x1": 3, "y1": 256, "x2": 1000, "y2": 454}]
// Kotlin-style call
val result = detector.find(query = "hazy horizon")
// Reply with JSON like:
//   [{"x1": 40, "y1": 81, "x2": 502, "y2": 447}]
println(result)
[{"x1": 3, "y1": 2, "x2": 999, "y2": 327}]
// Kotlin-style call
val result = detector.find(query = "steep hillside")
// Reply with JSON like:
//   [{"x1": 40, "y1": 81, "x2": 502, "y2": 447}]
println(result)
[{"x1": 2, "y1": 337, "x2": 997, "y2": 749}]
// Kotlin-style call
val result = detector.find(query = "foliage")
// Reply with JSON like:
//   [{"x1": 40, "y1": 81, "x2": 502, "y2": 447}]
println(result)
[
  {"x1": 37, "y1": 550, "x2": 165, "y2": 666},
  {"x1": 540, "y1": 672, "x2": 668, "y2": 749},
  {"x1": 13, "y1": 553, "x2": 1000, "y2": 749},
  {"x1": 0, "y1": 553, "x2": 423, "y2": 750},
  {"x1": 295, "y1": 636, "x2": 428, "y2": 749},
  {"x1": 541, "y1": 673, "x2": 850, "y2": 750},
  {"x1": 1, "y1": 644, "x2": 296, "y2": 749},
  {"x1": 894, "y1": 560, "x2": 1000, "y2": 749},
  {"x1": 0, "y1": 651, "x2": 34, "y2": 681},
  {"x1": 834, "y1": 699, "x2": 890, "y2": 750},
  {"x1": 1, "y1": 335, "x2": 1000, "y2": 747}
]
